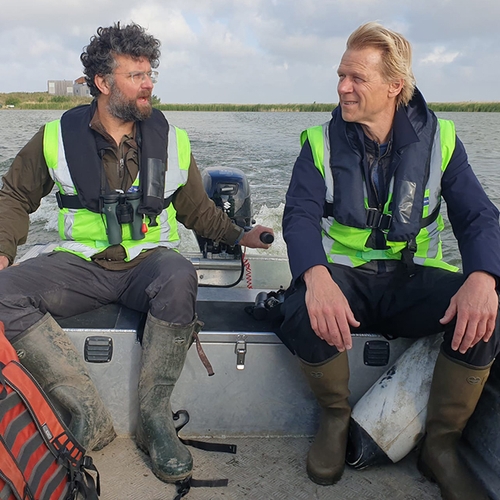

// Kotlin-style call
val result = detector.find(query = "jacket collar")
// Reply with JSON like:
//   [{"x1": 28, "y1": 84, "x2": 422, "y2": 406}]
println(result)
[{"x1": 331, "y1": 87, "x2": 433, "y2": 152}]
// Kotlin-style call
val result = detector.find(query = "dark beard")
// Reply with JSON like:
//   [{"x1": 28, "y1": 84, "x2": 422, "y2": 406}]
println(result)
[{"x1": 108, "y1": 83, "x2": 152, "y2": 122}]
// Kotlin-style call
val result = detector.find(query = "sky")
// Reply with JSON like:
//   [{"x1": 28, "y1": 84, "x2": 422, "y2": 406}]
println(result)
[{"x1": 1, "y1": 0, "x2": 499, "y2": 104}]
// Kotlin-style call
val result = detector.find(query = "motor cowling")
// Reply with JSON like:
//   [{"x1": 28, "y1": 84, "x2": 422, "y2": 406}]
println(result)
[{"x1": 196, "y1": 167, "x2": 253, "y2": 258}]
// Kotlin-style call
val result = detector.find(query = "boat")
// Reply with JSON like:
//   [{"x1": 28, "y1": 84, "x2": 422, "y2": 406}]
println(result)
[{"x1": 15, "y1": 167, "x2": 500, "y2": 500}]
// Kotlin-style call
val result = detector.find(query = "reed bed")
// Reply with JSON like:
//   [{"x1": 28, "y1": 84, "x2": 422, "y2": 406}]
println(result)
[
  {"x1": 156, "y1": 103, "x2": 336, "y2": 112},
  {"x1": 158, "y1": 102, "x2": 500, "y2": 112},
  {"x1": 1, "y1": 93, "x2": 499, "y2": 112},
  {"x1": 427, "y1": 102, "x2": 500, "y2": 112}
]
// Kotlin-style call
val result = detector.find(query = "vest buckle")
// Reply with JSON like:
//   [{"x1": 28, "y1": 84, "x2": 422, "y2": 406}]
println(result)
[{"x1": 366, "y1": 208, "x2": 392, "y2": 230}]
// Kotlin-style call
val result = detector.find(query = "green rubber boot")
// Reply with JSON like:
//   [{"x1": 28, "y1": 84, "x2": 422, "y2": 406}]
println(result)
[
  {"x1": 136, "y1": 312, "x2": 199, "y2": 483},
  {"x1": 418, "y1": 352, "x2": 491, "y2": 500},
  {"x1": 300, "y1": 351, "x2": 351, "y2": 485},
  {"x1": 12, "y1": 313, "x2": 116, "y2": 451}
]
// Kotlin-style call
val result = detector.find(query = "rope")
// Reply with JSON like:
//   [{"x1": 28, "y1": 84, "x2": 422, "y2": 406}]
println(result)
[{"x1": 242, "y1": 250, "x2": 253, "y2": 289}]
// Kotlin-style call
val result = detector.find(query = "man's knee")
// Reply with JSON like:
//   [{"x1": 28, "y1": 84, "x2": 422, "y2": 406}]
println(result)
[
  {"x1": 148, "y1": 255, "x2": 197, "y2": 296},
  {"x1": 442, "y1": 329, "x2": 500, "y2": 367},
  {"x1": 146, "y1": 254, "x2": 197, "y2": 324},
  {"x1": 0, "y1": 267, "x2": 46, "y2": 340},
  {"x1": 281, "y1": 284, "x2": 339, "y2": 364}
]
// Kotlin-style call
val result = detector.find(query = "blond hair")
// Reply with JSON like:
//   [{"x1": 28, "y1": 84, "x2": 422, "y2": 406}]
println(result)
[{"x1": 346, "y1": 22, "x2": 416, "y2": 107}]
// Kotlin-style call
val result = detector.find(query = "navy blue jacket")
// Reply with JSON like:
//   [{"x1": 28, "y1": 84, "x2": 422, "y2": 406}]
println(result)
[{"x1": 283, "y1": 101, "x2": 500, "y2": 284}]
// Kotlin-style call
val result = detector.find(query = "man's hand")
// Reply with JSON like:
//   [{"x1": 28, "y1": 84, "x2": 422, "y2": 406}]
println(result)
[
  {"x1": 440, "y1": 271, "x2": 498, "y2": 354},
  {"x1": 0, "y1": 256, "x2": 9, "y2": 270},
  {"x1": 303, "y1": 265, "x2": 360, "y2": 351},
  {"x1": 239, "y1": 225, "x2": 274, "y2": 249}
]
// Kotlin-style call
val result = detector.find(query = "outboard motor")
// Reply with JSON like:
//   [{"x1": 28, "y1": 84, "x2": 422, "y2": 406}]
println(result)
[{"x1": 196, "y1": 167, "x2": 253, "y2": 258}]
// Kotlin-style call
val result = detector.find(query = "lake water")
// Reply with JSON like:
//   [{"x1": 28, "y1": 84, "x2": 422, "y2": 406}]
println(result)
[{"x1": 1, "y1": 109, "x2": 499, "y2": 267}]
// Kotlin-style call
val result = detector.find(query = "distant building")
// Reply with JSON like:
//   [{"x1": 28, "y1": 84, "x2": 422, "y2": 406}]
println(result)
[
  {"x1": 47, "y1": 80, "x2": 74, "y2": 96},
  {"x1": 47, "y1": 77, "x2": 91, "y2": 97},
  {"x1": 73, "y1": 77, "x2": 91, "y2": 97}
]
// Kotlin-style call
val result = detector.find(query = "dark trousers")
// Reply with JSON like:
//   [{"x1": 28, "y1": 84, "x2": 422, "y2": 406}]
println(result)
[
  {"x1": 0, "y1": 248, "x2": 198, "y2": 341},
  {"x1": 281, "y1": 263, "x2": 500, "y2": 367}
]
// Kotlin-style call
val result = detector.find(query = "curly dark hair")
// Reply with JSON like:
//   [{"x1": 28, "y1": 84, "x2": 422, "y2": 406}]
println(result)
[{"x1": 81, "y1": 22, "x2": 161, "y2": 97}]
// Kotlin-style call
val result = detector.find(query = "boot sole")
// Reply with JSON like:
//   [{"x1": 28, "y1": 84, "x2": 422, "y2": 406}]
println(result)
[
  {"x1": 135, "y1": 438, "x2": 193, "y2": 484},
  {"x1": 91, "y1": 429, "x2": 117, "y2": 451},
  {"x1": 418, "y1": 456, "x2": 490, "y2": 500},
  {"x1": 307, "y1": 466, "x2": 344, "y2": 486},
  {"x1": 151, "y1": 468, "x2": 192, "y2": 484},
  {"x1": 417, "y1": 459, "x2": 437, "y2": 484}
]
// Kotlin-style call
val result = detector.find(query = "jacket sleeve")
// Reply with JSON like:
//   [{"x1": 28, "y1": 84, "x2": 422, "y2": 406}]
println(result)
[
  {"x1": 442, "y1": 135, "x2": 500, "y2": 280},
  {"x1": 172, "y1": 154, "x2": 243, "y2": 245},
  {"x1": 283, "y1": 139, "x2": 329, "y2": 282},
  {"x1": 0, "y1": 127, "x2": 55, "y2": 264}
]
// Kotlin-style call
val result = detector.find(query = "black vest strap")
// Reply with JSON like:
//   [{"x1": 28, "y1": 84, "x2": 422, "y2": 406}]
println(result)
[
  {"x1": 323, "y1": 200, "x2": 441, "y2": 231},
  {"x1": 56, "y1": 191, "x2": 174, "y2": 211},
  {"x1": 420, "y1": 201, "x2": 441, "y2": 227}
]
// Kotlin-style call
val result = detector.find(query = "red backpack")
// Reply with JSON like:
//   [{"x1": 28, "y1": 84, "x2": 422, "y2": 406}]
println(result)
[{"x1": 0, "y1": 321, "x2": 100, "y2": 500}]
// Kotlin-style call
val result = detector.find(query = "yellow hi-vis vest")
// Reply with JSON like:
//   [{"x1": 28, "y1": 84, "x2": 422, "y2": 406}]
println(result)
[
  {"x1": 303, "y1": 119, "x2": 458, "y2": 271},
  {"x1": 43, "y1": 119, "x2": 190, "y2": 261}
]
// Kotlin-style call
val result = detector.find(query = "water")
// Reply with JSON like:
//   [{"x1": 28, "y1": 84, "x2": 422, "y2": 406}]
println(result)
[{"x1": 1, "y1": 109, "x2": 499, "y2": 266}]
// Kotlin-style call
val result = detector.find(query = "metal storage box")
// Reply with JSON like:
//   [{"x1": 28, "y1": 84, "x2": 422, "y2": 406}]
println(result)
[{"x1": 59, "y1": 288, "x2": 413, "y2": 437}]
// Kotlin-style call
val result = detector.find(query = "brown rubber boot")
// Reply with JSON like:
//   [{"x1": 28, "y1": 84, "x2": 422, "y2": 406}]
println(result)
[
  {"x1": 300, "y1": 351, "x2": 351, "y2": 485},
  {"x1": 12, "y1": 313, "x2": 116, "y2": 451},
  {"x1": 418, "y1": 352, "x2": 491, "y2": 500},
  {"x1": 135, "y1": 313, "x2": 200, "y2": 483}
]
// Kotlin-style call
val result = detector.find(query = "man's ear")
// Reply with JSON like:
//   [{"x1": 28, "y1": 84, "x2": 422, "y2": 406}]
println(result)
[
  {"x1": 389, "y1": 78, "x2": 404, "y2": 98},
  {"x1": 95, "y1": 74, "x2": 111, "y2": 96}
]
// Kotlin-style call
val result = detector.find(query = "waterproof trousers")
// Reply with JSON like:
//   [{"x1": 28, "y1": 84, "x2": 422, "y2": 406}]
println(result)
[
  {"x1": 0, "y1": 248, "x2": 198, "y2": 341},
  {"x1": 281, "y1": 263, "x2": 500, "y2": 367}
]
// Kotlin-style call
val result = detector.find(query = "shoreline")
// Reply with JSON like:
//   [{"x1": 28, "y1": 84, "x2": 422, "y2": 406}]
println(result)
[{"x1": 1, "y1": 93, "x2": 500, "y2": 112}]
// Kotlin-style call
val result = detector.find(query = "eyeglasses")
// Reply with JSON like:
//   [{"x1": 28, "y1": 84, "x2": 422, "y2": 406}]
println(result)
[{"x1": 114, "y1": 70, "x2": 159, "y2": 84}]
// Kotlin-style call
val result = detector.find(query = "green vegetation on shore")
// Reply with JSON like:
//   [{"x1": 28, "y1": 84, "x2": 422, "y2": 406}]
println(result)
[
  {"x1": 157, "y1": 102, "x2": 500, "y2": 112},
  {"x1": 156, "y1": 103, "x2": 334, "y2": 112},
  {"x1": 1, "y1": 92, "x2": 500, "y2": 112},
  {"x1": 0, "y1": 92, "x2": 92, "y2": 110}
]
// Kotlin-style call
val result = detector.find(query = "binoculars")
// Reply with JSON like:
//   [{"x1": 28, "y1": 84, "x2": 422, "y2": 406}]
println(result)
[
  {"x1": 252, "y1": 289, "x2": 285, "y2": 320},
  {"x1": 102, "y1": 192, "x2": 144, "y2": 245}
]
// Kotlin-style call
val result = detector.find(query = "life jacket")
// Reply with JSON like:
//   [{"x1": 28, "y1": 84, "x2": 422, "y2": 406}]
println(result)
[
  {"x1": 303, "y1": 98, "x2": 458, "y2": 271},
  {"x1": 43, "y1": 104, "x2": 190, "y2": 261}
]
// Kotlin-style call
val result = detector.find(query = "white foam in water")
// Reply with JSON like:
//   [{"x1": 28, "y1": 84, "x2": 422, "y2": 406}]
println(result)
[
  {"x1": 29, "y1": 196, "x2": 59, "y2": 232},
  {"x1": 246, "y1": 203, "x2": 286, "y2": 257},
  {"x1": 177, "y1": 203, "x2": 286, "y2": 257}
]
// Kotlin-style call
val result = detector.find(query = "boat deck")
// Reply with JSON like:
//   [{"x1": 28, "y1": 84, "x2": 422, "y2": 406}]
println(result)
[
  {"x1": 16, "y1": 245, "x2": 497, "y2": 499},
  {"x1": 89, "y1": 436, "x2": 441, "y2": 499}
]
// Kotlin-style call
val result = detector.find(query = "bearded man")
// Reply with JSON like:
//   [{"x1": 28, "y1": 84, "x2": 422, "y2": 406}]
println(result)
[{"x1": 0, "y1": 22, "x2": 272, "y2": 483}]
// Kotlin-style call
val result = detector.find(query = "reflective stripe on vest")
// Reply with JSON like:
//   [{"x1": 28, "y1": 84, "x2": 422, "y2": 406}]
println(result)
[
  {"x1": 303, "y1": 119, "x2": 458, "y2": 271},
  {"x1": 43, "y1": 120, "x2": 190, "y2": 261}
]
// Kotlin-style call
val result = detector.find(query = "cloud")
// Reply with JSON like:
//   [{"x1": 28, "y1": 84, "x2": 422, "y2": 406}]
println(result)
[
  {"x1": 0, "y1": 0, "x2": 499, "y2": 102},
  {"x1": 421, "y1": 47, "x2": 461, "y2": 65}
]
